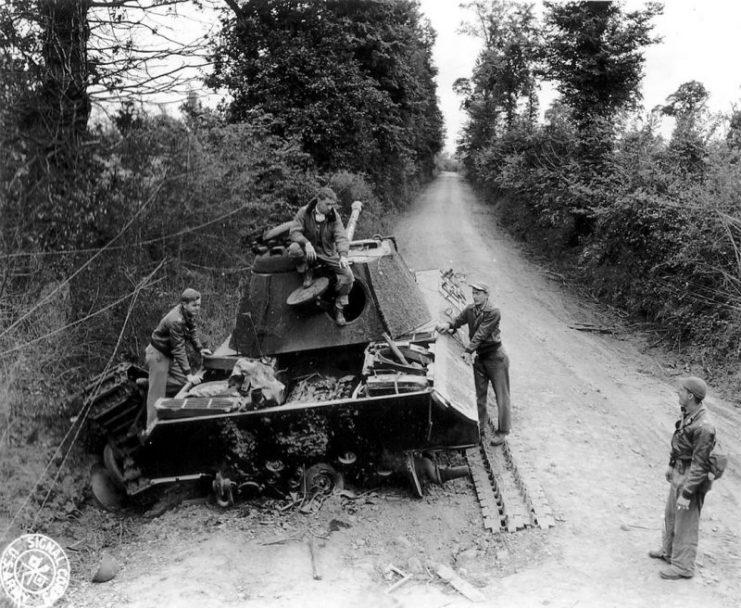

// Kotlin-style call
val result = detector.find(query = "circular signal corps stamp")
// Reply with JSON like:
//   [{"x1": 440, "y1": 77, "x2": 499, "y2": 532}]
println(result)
[{"x1": 1, "y1": 534, "x2": 70, "y2": 608}]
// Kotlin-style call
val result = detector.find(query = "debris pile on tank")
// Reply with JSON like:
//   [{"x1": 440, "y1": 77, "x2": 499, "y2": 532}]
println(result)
[{"x1": 286, "y1": 373, "x2": 356, "y2": 402}]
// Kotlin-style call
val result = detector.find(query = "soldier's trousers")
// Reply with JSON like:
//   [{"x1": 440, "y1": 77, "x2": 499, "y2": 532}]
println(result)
[
  {"x1": 473, "y1": 347, "x2": 511, "y2": 435},
  {"x1": 144, "y1": 344, "x2": 187, "y2": 425},
  {"x1": 662, "y1": 463, "x2": 706, "y2": 577},
  {"x1": 288, "y1": 243, "x2": 354, "y2": 306}
]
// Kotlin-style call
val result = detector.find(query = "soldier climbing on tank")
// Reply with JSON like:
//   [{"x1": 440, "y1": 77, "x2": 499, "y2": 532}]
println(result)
[
  {"x1": 144, "y1": 288, "x2": 212, "y2": 428},
  {"x1": 288, "y1": 186, "x2": 354, "y2": 326}
]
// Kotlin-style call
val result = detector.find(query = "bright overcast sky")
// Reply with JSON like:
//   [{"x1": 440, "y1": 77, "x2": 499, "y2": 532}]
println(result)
[
  {"x1": 159, "y1": 1, "x2": 741, "y2": 155},
  {"x1": 418, "y1": 0, "x2": 741, "y2": 153}
]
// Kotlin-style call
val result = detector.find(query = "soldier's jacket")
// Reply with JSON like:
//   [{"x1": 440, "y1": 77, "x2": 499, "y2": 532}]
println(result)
[
  {"x1": 290, "y1": 199, "x2": 349, "y2": 258},
  {"x1": 670, "y1": 405, "x2": 716, "y2": 498},
  {"x1": 150, "y1": 304, "x2": 204, "y2": 375},
  {"x1": 450, "y1": 301, "x2": 502, "y2": 355}
]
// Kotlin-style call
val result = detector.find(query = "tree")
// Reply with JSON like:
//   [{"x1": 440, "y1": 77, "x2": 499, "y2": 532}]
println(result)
[
  {"x1": 726, "y1": 109, "x2": 741, "y2": 151},
  {"x1": 661, "y1": 80, "x2": 710, "y2": 175},
  {"x1": 541, "y1": 0, "x2": 662, "y2": 157},
  {"x1": 455, "y1": 1, "x2": 541, "y2": 176},
  {"x1": 459, "y1": 0, "x2": 540, "y2": 129},
  {"x1": 208, "y1": 0, "x2": 443, "y2": 205},
  {"x1": 1, "y1": 0, "x2": 214, "y2": 255}
]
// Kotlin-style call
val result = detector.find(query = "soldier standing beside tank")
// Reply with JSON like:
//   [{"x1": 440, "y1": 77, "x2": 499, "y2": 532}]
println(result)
[
  {"x1": 288, "y1": 186, "x2": 354, "y2": 326},
  {"x1": 649, "y1": 376, "x2": 715, "y2": 579},
  {"x1": 435, "y1": 281, "x2": 511, "y2": 445},
  {"x1": 144, "y1": 288, "x2": 211, "y2": 428}
]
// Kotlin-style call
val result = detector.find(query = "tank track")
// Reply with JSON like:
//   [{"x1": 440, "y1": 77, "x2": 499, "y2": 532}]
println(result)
[
  {"x1": 467, "y1": 426, "x2": 555, "y2": 533},
  {"x1": 85, "y1": 363, "x2": 147, "y2": 447},
  {"x1": 83, "y1": 363, "x2": 149, "y2": 493}
]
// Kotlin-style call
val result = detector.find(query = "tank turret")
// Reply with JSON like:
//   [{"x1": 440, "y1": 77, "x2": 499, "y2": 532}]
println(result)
[{"x1": 231, "y1": 228, "x2": 431, "y2": 357}]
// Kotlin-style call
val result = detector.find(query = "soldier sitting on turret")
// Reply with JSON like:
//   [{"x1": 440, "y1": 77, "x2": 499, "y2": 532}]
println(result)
[{"x1": 288, "y1": 186, "x2": 354, "y2": 326}]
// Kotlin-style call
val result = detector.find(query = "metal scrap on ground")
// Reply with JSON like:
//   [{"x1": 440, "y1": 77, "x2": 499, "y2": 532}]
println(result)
[{"x1": 383, "y1": 564, "x2": 412, "y2": 594}]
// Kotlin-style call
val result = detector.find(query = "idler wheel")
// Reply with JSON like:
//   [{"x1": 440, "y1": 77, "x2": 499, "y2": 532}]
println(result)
[
  {"x1": 265, "y1": 459, "x2": 285, "y2": 473},
  {"x1": 239, "y1": 480, "x2": 263, "y2": 498},
  {"x1": 303, "y1": 463, "x2": 343, "y2": 495},
  {"x1": 337, "y1": 451, "x2": 357, "y2": 466}
]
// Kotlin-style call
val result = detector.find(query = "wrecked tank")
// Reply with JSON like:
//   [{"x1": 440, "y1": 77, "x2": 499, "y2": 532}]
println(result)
[{"x1": 87, "y1": 202, "x2": 479, "y2": 508}]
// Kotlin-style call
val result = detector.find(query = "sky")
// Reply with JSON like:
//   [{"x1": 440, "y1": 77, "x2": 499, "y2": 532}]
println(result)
[
  {"x1": 144, "y1": 1, "x2": 741, "y2": 155},
  {"x1": 418, "y1": 0, "x2": 741, "y2": 153}
]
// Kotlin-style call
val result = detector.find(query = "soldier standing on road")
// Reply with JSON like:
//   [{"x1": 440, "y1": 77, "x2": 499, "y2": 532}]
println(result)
[
  {"x1": 435, "y1": 280, "x2": 511, "y2": 445},
  {"x1": 649, "y1": 376, "x2": 715, "y2": 579},
  {"x1": 144, "y1": 288, "x2": 211, "y2": 428},
  {"x1": 288, "y1": 186, "x2": 354, "y2": 326}
]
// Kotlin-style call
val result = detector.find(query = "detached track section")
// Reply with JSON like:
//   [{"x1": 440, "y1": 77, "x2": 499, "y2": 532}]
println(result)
[{"x1": 467, "y1": 425, "x2": 556, "y2": 533}]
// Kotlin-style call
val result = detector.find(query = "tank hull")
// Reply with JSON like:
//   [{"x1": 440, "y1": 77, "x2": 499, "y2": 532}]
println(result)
[
  {"x1": 85, "y1": 238, "x2": 481, "y2": 500},
  {"x1": 126, "y1": 386, "x2": 477, "y2": 493}
]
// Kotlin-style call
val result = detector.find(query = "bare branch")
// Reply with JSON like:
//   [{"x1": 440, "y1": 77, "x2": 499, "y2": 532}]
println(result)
[{"x1": 221, "y1": 0, "x2": 244, "y2": 20}]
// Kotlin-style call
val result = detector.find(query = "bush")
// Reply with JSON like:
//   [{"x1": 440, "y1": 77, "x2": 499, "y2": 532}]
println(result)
[{"x1": 463, "y1": 108, "x2": 741, "y2": 388}]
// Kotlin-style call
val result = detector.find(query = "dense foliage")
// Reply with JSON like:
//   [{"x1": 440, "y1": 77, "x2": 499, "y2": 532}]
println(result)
[
  {"x1": 208, "y1": 0, "x2": 443, "y2": 208},
  {"x1": 458, "y1": 0, "x2": 741, "y2": 384}
]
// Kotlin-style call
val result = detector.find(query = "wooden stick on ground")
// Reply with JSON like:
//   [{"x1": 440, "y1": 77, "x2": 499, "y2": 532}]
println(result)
[
  {"x1": 308, "y1": 536, "x2": 322, "y2": 580},
  {"x1": 436, "y1": 564, "x2": 485, "y2": 602}
]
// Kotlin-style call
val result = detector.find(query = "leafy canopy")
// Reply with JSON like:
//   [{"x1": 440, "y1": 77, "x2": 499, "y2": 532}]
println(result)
[
  {"x1": 542, "y1": 1, "x2": 663, "y2": 126},
  {"x1": 208, "y1": 0, "x2": 443, "y2": 201}
]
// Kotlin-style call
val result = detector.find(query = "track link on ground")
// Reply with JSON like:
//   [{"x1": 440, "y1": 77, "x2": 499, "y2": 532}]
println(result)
[{"x1": 466, "y1": 428, "x2": 555, "y2": 533}]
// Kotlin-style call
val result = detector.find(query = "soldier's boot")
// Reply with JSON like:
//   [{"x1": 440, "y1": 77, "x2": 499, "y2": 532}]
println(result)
[
  {"x1": 302, "y1": 267, "x2": 314, "y2": 289},
  {"x1": 648, "y1": 549, "x2": 670, "y2": 563}
]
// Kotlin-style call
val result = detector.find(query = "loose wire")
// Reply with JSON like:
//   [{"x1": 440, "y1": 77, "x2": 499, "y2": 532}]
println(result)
[{"x1": 1, "y1": 261, "x2": 164, "y2": 538}]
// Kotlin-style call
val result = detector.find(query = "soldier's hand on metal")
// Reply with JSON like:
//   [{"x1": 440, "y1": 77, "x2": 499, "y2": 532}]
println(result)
[
  {"x1": 676, "y1": 496, "x2": 690, "y2": 510},
  {"x1": 200, "y1": 348, "x2": 212, "y2": 357},
  {"x1": 460, "y1": 352, "x2": 473, "y2": 365},
  {"x1": 186, "y1": 373, "x2": 202, "y2": 386},
  {"x1": 339, "y1": 256, "x2": 350, "y2": 269},
  {"x1": 305, "y1": 242, "x2": 317, "y2": 263},
  {"x1": 435, "y1": 322, "x2": 450, "y2": 333}
]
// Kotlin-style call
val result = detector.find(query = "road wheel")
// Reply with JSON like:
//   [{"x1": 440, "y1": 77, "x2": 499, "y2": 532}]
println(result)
[{"x1": 303, "y1": 463, "x2": 343, "y2": 495}]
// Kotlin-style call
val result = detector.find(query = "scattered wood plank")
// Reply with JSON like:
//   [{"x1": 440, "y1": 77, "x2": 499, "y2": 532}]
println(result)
[
  {"x1": 308, "y1": 536, "x2": 321, "y2": 580},
  {"x1": 568, "y1": 322, "x2": 617, "y2": 333},
  {"x1": 544, "y1": 270, "x2": 567, "y2": 282},
  {"x1": 436, "y1": 564, "x2": 485, "y2": 602}
]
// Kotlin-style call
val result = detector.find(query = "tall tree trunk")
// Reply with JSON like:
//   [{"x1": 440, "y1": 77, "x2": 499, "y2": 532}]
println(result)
[
  {"x1": 19, "y1": 0, "x2": 93, "y2": 254},
  {"x1": 35, "y1": 0, "x2": 91, "y2": 147}
]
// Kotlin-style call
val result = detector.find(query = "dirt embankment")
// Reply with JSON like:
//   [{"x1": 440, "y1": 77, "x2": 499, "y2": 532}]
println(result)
[{"x1": 48, "y1": 172, "x2": 741, "y2": 607}]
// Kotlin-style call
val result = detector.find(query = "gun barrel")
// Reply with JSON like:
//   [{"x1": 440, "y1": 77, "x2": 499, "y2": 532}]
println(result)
[{"x1": 345, "y1": 201, "x2": 363, "y2": 242}]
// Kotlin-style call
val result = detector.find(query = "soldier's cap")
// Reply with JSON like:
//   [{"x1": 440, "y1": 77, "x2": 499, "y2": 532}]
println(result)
[
  {"x1": 468, "y1": 280, "x2": 489, "y2": 293},
  {"x1": 181, "y1": 288, "x2": 201, "y2": 303},
  {"x1": 681, "y1": 376, "x2": 707, "y2": 401}
]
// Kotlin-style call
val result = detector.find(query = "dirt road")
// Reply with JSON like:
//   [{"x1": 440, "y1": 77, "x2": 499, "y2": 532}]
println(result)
[{"x1": 65, "y1": 172, "x2": 741, "y2": 608}]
